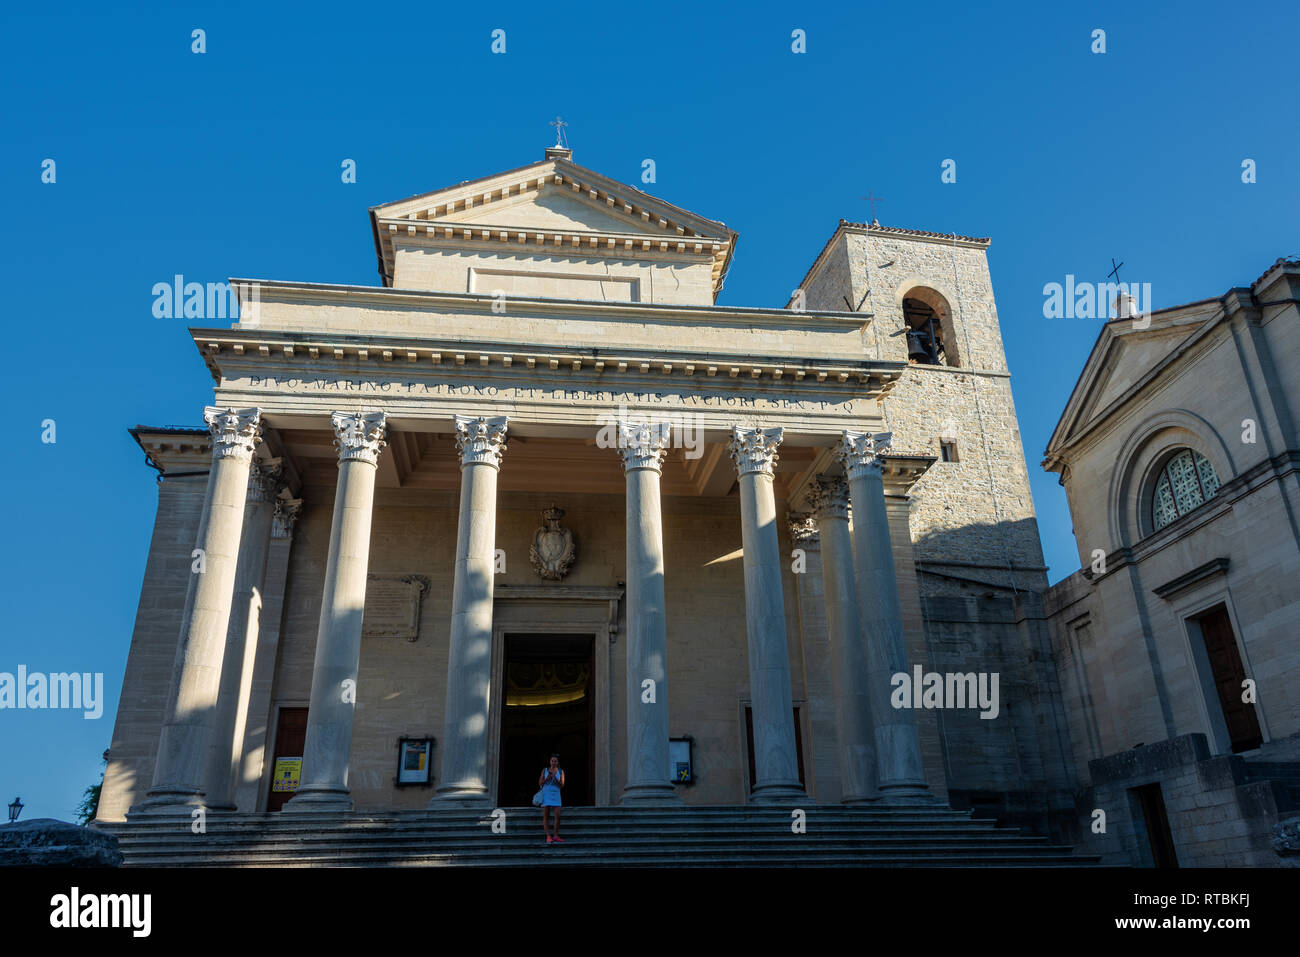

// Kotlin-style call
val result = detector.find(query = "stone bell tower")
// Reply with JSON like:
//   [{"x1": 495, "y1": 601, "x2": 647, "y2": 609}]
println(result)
[{"x1": 789, "y1": 219, "x2": 1077, "y2": 840}]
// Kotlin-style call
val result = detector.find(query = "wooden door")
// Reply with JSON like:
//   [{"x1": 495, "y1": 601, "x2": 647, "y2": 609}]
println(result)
[
  {"x1": 266, "y1": 707, "x2": 308, "y2": 811},
  {"x1": 1198, "y1": 606, "x2": 1262, "y2": 753}
]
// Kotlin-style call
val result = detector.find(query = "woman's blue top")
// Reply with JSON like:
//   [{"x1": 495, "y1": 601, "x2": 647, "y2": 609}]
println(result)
[{"x1": 541, "y1": 768, "x2": 562, "y2": 807}]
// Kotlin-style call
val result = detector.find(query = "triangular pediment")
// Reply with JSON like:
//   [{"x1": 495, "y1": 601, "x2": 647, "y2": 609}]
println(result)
[
  {"x1": 1077, "y1": 324, "x2": 1198, "y2": 422},
  {"x1": 1045, "y1": 301, "x2": 1222, "y2": 463},
  {"x1": 433, "y1": 181, "x2": 668, "y2": 236},
  {"x1": 369, "y1": 153, "x2": 736, "y2": 294}
]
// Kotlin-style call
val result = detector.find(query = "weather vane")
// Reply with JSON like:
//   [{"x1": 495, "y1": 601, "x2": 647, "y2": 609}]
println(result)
[{"x1": 1108, "y1": 257, "x2": 1124, "y2": 285}]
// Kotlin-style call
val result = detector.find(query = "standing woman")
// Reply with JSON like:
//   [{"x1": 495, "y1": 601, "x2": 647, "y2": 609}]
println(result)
[{"x1": 539, "y1": 753, "x2": 565, "y2": 844}]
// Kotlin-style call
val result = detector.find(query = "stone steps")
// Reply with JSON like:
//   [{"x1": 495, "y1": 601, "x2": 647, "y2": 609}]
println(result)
[{"x1": 99, "y1": 806, "x2": 1099, "y2": 867}]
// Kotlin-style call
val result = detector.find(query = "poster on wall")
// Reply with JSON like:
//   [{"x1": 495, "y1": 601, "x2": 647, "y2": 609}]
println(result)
[
  {"x1": 669, "y1": 737, "x2": 693, "y2": 784},
  {"x1": 271, "y1": 756, "x2": 302, "y2": 792},
  {"x1": 397, "y1": 738, "x2": 433, "y2": 785}
]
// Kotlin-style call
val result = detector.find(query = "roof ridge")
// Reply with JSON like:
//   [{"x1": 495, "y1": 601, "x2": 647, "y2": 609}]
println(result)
[
  {"x1": 839, "y1": 219, "x2": 990, "y2": 245},
  {"x1": 1250, "y1": 255, "x2": 1300, "y2": 290}
]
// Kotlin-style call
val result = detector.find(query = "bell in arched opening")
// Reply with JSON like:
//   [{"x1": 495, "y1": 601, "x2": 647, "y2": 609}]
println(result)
[{"x1": 903, "y1": 297, "x2": 946, "y2": 365}]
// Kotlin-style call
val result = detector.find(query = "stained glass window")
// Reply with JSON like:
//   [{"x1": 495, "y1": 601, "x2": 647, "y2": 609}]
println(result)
[
  {"x1": 1153, "y1": 474, "x2": 1178, "y2": 530},
  {"x1": 1152, "y1": 449, "x2": 1221, "y2": 531}
]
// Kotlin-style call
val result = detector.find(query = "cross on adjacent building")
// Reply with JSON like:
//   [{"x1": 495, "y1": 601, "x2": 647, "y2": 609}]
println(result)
[
  {"x1": 861, "y1": 190, "x2": 884, "y2": 225},
  {"x1": 549, "y1": 115, "x2": 568, "y2": 148},
  {"x1": 1108, "y1": 257, "x2": 1124, "y2": 285}
]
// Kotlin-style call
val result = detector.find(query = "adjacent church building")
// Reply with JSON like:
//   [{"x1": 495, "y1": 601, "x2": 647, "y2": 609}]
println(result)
[
  {"x1": 94, "y1": 143, "x2": 1298, "y2": 867},
  {"x1": 1043, "y1": 257, "x2": 1300, "y2": 866}
]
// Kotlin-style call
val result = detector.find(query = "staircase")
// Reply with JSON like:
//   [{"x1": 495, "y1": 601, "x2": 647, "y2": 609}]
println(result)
[{"x1": 98, "y1": 806, "x2": 1098, "y2": 867}]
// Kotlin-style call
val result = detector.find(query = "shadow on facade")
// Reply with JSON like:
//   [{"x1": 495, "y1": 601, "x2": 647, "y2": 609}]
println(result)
[{"x1": 909, "y1": 518, "x2": 1080, "y2": 844}]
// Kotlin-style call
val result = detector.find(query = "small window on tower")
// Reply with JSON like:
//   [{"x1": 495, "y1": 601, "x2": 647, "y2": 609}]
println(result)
[{"x1": 940, "y1": 441, "x2": 958, "y2": 463}]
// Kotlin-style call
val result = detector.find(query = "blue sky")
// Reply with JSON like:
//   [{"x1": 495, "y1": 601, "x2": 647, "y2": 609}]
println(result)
[{"x1": 2, "y1": 1, "x2": 1297, "y2": 821}]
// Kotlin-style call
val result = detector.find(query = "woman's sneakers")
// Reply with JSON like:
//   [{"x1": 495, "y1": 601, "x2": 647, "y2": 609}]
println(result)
[
  {"x1": 552, "y1": 836, "x2": 565, "y2": 844},
  {"x1": 545, "y1": 836, "x2": 553, "y2": 844}
]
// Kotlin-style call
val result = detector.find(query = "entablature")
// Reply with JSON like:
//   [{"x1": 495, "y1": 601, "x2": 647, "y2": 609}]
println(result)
[
  {"x1": 195, "y1": 325, "x2": 904, "y2": 396},
  {"x1": 129, "y1": 426, "x2": 212, "y2": 475}
]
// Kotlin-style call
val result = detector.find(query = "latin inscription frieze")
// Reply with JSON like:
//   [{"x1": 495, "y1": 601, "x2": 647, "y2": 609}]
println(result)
[{"x1": 232, "y1": 374, "x2": 854, "y2": 413}]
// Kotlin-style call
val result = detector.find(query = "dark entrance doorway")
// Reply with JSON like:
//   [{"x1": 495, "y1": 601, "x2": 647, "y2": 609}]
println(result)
[
  {"x1": 1196, "y1": 605, "x2": 1262, "y2": 753},
  {"x1": 266, "y1": 707, "x2": 308, "y2": 812},
  {"x1": 1132, "y1": 782, "x2": 1179, "y2": 868},
  {"x1": 497, "y1": 635, "x2": 595, "y2": 807}
]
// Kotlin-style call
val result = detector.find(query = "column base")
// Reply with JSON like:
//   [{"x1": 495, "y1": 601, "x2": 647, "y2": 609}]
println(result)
[
  {"x1": 430, "y1": 785, "x2": 493, "y2": 808},
  {"x1": 282, "y1": 787, "x2": 353, "y2": 813},
  {"x1": 748, "y1": 782, "x2": 809, "y2": 804},
  {"x1": 620, "y1": 783, "x2": 684, "y2": 806},
  {"x1": 127, "y1": 788, "x2": 206, "y2": 820},
  {"x1": 839, "y1": 793, "x2": 883, "y2": 805},
  {"x1": 876, "y1": 785, "x2": 937, "y2": 806}
]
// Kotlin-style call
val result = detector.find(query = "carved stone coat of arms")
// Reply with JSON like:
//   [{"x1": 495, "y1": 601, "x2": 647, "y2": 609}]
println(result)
[{"x1": 530, "y1": 506, "x2": 576, "y2": 580}]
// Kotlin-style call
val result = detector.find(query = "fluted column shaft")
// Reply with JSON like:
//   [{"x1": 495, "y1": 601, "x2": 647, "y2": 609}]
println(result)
[
  {"x1": 837, "y1": 431, "x2": 932, "y2": 803},
  {"x1": 285, "y1": 411, "x2": 387, "y2": 811},
  {"x1": 809, "y1": 476, "x2": 878, "y2": 803},
  {"x1": 618, "y1": 423, "x2": 682, "y2": 805},
  {"x1": 433, "y1": 415, "x2": 507, "y2": 806},
  {"x1": 133, "y1": 407, "x2": 262, "y2": 815},
  {"x1": 204, "y1": 460, "x2": 282, "y2": 809},
  {"x1": 730, "y1": 427, "x2": 807, "y2": 802}
]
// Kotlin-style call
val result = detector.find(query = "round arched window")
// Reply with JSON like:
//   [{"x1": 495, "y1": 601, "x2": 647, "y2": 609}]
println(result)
[{"x1": 1152, "y1": 449, "x2": 1221, "y2": 531}]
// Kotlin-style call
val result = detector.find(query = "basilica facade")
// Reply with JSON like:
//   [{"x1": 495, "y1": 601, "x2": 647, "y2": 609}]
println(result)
[{"x1": 98, "y1": 146, "x2": 1300, "y2": 868}]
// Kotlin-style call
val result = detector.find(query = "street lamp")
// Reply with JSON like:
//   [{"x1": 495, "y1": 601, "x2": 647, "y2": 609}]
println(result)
[{"x1": 7, "y1": 797, "x2": 22, "y2": 823}]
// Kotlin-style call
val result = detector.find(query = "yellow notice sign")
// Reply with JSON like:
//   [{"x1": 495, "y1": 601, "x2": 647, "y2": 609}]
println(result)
[{"x1": 272, "y1": 757, "x2": 302, "y2": 792}]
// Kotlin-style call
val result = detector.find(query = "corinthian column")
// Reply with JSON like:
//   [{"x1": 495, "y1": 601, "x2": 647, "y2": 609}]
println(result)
[
  {"x1": 235, "y1": 496, "x2": 302, "y2": 811},
  {"x1": 729, "y1": 426, "x2": 807, "y2": 802},
  {"x1": 808, "y1": 475, "x2": 878, "y2": 803},
  {"x1": 132, "y1": 407, "x2": 262, "y2": 816},
  {"x1": 618, "y1": 422, "x2": 682, "y2": 805},
  {"x1": 433, "y1": 415, "x2": 507, "y2": 807},
  {"x1": 204, "y1": 459, "x2": 283, "y2": 810},
  {"x1": 836, "y1": 431, "x2": 932, "y2": 803},
  {"x1": 285, "y1": 411, "x2": 387, "y2": 812}
]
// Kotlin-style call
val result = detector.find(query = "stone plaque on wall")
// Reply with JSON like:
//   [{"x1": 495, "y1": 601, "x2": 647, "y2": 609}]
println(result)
[{"x1": 362, "y1": 575, "x2": 430, "y2": 641}]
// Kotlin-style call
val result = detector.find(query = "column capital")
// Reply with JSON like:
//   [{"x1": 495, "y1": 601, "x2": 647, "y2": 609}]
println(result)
[
  {"x1": 729, "y1": 426, "x2": 783, "y2": 477},
  {"x1": 618, "y1": 422, "x2": 670, "y2": 473},
  {"x1": 247, "y1": 459, "x2": 285, "y2": 503},
  {"x1": 808, "y1": 474, "x2": 851, "y2": 521},
  {"x1": 835, "y1": 430, "x2": 892, "y2": 480},
  {"x1": 272, "y1": 498, "x2": 303, "y2": 539},
  {"x1": 787, "y1": 511, "x2": 819, "y2": 545},
  {"x1": 204, "y1": 407, "x2": 262, "y2": 461},
  {"x1": 454, "y1": 415, "x2": 508, "y2": 468},
  {"x1": 331, "y1": 411, "x2": 388, "y2": 465}
]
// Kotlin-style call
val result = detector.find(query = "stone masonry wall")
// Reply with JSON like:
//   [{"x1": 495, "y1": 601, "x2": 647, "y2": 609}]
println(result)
[
  {"x1": 1082, "y1": 734, "x2": 1290, "y2": 866},
  {"x1": 98, "y1": 475, "x2": 207, "y2": 822}
]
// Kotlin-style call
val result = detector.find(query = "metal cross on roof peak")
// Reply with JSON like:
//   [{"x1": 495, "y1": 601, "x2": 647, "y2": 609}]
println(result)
[
  {"x1": 549, "y1": 116, "x2": 569, "y2": 148},
  {"x1": 1108, "y1": 257, "x2": 1125, "y2": 284},
  {"x1": 860, "y1": 190, "x2": 884, "y2": 225}
]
